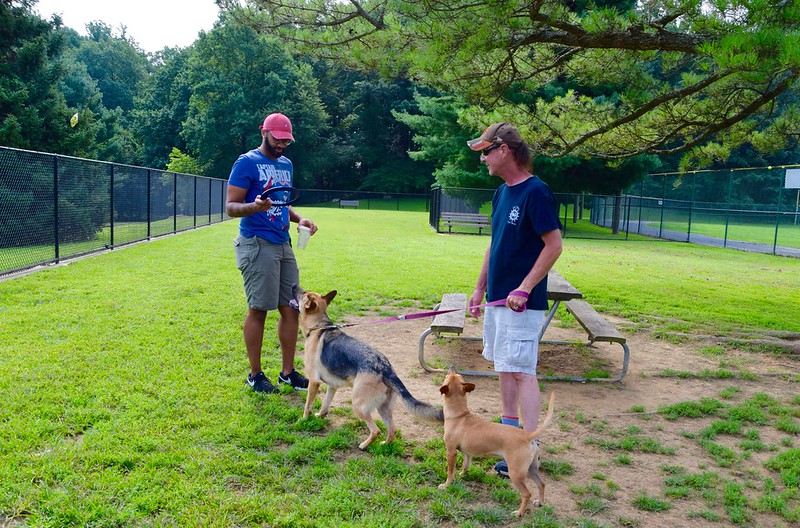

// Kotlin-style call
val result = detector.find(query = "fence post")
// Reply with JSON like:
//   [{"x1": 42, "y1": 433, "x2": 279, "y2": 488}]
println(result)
[
  {"x1": 687, "y1": 172, "x2": 695, "y2": 242},
  {"x1": 173, "y1": 173, "x2": 177, "y2": 232},
  {"x1": 774, "y1": 175, "x2": 783, "y2": 256},
  {"x1": 624, "y1": 194, "x2": 632, "y2": 240},
  {"x1": 573, "y1": 195, "x2": 579, "y2": 223},
  {"x1": 193, "y1": 178, "x2": 198, "y2": 227},
  {"x1": 637, "y1": 180, "x2": 644, "y2": 234},
  {"x1": 724, "y1": 170, "x2": 733, "y2": 248},
  {"x1": 110, "y1": 164, "x2": 115, "y2": 248},
  {"x1": 222, "y1": 181, "x2": 226, "y2": 221},
  {"x1": 147, "y1": 169, "x2": 152, "y2": 239},
  {"x1": 53, "y1": 155, "x2": 59, "y2": 262},
  {"x1": 659, "y1": 176, "x2": 666, "y2": 238}
]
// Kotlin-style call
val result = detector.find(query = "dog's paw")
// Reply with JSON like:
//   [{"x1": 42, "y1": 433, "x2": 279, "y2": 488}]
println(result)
[{"x1": 437, "y1": 482, "x2": 450, "y2": 489}]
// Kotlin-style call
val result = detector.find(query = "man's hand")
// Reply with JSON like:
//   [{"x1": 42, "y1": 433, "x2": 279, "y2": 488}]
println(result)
[
  {"x1": 298, "y1": 218, "x2": 318, "y2": 235},
  {"x1": 252, "y1": 194, "x2": 273, "y2": 212},
  {"x1": 468, "y1": 289, "x2": 485, "y2": 318}
]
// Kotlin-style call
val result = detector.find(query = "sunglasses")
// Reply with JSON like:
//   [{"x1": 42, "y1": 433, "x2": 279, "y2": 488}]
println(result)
[
  {"x1": 481, "y1": 144, "x2": 501, "y2": 156},
  {"x1": 268, "y1": 133, "x2": 293, "y2": 146}
]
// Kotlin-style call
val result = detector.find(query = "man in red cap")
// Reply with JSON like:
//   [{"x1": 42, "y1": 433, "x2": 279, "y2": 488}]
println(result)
[
  {"x1": 466, "y1": 122, "x2": 563, "y2": 477},
  {"x1": 226, "y1": 113, "x2": 318, "y2": 393}
]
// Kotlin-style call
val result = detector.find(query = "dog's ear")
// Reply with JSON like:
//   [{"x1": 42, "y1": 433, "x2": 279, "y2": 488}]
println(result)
[
  {"x1": 439, "y1": 385, "x2": 450, "y2": 395},
  {"x1": 304, "y1": 297, "x2": 317, "y2": 312},
  {"x1": 463, "y1": 382, "x2": 476, "y2": 393},
  {"x1": 324, "y1": 290, "x2": 337, "y2": 303}
]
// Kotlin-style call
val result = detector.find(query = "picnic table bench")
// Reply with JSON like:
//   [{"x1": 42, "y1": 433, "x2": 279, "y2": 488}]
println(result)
[
  {"x1": 439, "y1": 212, "x2": 491, "y2": 234},
  {"x1": 418, "y1": 270, "x2": 630, "y2": 382},
  {"x1": 339, "y1": 199, "x2": 360, "y2": 208}
]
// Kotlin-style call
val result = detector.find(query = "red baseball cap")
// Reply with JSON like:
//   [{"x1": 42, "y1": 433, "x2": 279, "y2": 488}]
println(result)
[{"x1": 259, "y1": 113, "x2": 295, "y2": 141}]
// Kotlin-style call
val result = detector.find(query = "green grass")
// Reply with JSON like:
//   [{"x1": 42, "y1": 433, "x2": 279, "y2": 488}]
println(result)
[{"x1": 1, "y1": 208, "x2": 798, "y2": 526}]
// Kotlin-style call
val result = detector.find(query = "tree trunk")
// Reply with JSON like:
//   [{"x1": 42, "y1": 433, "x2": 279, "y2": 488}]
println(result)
[{"x1": 612, "y1": 192, "x2": 622, "y2": 235}]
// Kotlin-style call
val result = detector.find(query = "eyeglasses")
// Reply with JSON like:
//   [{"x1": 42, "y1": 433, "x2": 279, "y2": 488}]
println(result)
[
  {"x1": 268, "y1": 133, "x2": 293, "y2": 146},
  {"x1": 481, "y1": 144, "x2": 501, "y2": 156}
]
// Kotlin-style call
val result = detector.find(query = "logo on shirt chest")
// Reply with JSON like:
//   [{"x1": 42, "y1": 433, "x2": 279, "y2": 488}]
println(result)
[
  {"x1": 508, "y1": 206, "x2": 521, "y2": 225},
  {"x1": 256, "y1": 164, "x2": 291, "y2": 185}
]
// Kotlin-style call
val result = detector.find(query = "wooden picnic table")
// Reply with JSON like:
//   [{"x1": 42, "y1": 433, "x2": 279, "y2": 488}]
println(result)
[
  {"x1": 540, "y1": 269, "x2": 583, "y2": 342},
  {"x1": 418, "y1": 270, "x2": 583, "y2": 371},
  {"x1": 418, "y1": 270, "x2": 630, "y2": 382}
]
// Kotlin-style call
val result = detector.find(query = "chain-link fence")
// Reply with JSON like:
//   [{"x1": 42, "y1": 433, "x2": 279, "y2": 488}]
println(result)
[
  {"x1": 0, "y1": 147, "x2": 228, "y2": 277},
  {"x1": 431, "y1": 183, "x2": 799, "y2": 257},
  {"x1": 616, "y1": 168, "x2": 799, "y2": 256},
  {"x1": 4, "y1": 148, "x2": 798, "y2": 278},
  {"x1": 291, "y1": 189, "x2": 429, "y2": 211}
]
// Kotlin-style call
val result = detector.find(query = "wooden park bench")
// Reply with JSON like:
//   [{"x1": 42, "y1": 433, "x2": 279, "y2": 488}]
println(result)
[
  {"x1": 339, "y1": 199, "x2": 360, "y2": 208},
  {"x1": 439, "y1": 212, "x2": 491, "y2": 234},
  {"x1": 418, "y1": 272, "x2": 630, "y2": 382}
]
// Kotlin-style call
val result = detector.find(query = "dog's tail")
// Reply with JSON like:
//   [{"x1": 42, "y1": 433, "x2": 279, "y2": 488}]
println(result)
[
  {"x1": 526, "y1": 391, "x2": 556, "y2": 441},
  {"x1": 386, "y1": 372, "x2": 444, "y2": 422}
]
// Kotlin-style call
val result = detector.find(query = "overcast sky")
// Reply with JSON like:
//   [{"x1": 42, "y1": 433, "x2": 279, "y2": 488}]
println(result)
[{"x1": 34, "y1": 0, "x2": 221, "y2": 53}]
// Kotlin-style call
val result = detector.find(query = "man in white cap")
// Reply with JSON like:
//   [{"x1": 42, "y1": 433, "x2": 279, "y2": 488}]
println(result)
[
  {"x1": 466, "y1": 122, "x2": 563, "y2": 476},
  {"x1": 226, "y1": 113, "x2": 318, "y2": 393}
]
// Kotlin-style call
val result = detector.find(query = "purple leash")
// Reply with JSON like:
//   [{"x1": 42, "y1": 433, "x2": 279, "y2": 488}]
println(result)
[{"x1": 308, "y1": 289, "x2": 530, "y2": 329}]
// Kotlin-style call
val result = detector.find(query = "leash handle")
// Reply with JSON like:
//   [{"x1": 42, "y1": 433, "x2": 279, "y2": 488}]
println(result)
[{"x1": 507, "y1": 289, "x2": 529, "y2": 312}]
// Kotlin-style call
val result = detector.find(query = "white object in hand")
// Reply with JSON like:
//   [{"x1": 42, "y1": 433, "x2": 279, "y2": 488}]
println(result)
[{"x1": 297, "y1": 225, "x2": 311, "y2": 249}]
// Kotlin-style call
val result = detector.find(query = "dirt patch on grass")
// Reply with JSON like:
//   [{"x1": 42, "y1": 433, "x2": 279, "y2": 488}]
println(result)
[{"x1": 322, "y1": 312, "x2": 798, "y2": 526}]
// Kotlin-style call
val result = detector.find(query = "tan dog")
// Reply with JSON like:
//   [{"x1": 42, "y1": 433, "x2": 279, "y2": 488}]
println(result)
[
  {"x1": 292, "y1": 285, "x2": 443, "y2": 450},
  {"x1": 438, "y1": 367, "x2": 555, "y2": 517}
]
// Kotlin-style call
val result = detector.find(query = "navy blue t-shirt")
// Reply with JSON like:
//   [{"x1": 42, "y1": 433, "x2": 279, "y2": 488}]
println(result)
[{"x1": 487, "y1": 176, "x2": 562, "y2": 310}]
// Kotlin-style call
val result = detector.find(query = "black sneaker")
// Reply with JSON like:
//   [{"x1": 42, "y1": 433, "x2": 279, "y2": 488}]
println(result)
[
  {"x1": 278, "y1": 369, "x2": 309, "y2": 391},
  {"x1": 247, "y1": 372, "x2": 279, "y2": 394}
]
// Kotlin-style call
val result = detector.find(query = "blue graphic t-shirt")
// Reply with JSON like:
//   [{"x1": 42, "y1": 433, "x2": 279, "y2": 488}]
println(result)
[
  {"x1": 487, "y1": 176, "x2": 562, "y2": 310},
  {"x1": 227, "y1": 149, "x2": 293, "y2": 244}
]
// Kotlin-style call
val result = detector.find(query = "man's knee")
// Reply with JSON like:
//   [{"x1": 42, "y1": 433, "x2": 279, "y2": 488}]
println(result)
[{"x1": 247, "y1": 308, "x2": 268, "y2": 323}]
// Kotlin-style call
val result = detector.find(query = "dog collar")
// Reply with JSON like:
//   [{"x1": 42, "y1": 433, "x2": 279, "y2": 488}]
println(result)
[{"x1": 304, "y1": 324, "x2": 339, "y2": 338}]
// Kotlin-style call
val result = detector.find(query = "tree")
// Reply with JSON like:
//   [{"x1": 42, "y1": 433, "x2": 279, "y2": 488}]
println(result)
[
  {"x1": 394, "y1": 93, "x2": 491, "y2": 189},
  {"x1": 182, "y1": 17, "x2": 330, "y2": 180},
  {"x1": 220, "y1": 1, "x2": 800, "y2": 169},
  {"x1": 75, "y1": 22, "x2": 150, "y2": 112},
  {"x1": 0, "y1": 1, "x2": 80, "y2": 153},
  {"x1": 133, "y1": 47, "x2": 194, "y2": 169}
]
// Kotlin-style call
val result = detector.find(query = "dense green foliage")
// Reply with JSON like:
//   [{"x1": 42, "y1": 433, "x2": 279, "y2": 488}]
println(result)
[
  {"x1": 231, "y1": 1, "x2": 800, "y2": 171},
  {"x1": 3, "y1": 1, "x2": 800, "y2": 201},
  {"x1": 1, "y1": 1, "x2": 434, "y2": 191}
]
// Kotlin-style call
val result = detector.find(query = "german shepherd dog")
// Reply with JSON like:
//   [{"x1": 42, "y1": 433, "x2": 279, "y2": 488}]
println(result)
[{"x1": 292, "y1": 285, "x2": 444, "y2": 450}]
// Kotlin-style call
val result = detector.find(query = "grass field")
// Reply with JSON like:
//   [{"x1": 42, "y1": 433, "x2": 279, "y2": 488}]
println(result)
[{"x1": 1, "y1": 209, "x2": 798, "y2": 526}]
